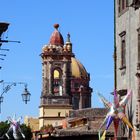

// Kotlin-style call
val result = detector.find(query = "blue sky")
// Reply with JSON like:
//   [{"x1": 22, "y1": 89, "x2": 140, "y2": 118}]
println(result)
[{"x1": 0, "y1": 0, "x2": 114, "y2": 121}]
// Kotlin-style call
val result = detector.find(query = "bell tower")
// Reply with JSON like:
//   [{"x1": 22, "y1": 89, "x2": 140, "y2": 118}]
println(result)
[{"x1": 39, "y1": 24, "x2": 73, "y2": 128}]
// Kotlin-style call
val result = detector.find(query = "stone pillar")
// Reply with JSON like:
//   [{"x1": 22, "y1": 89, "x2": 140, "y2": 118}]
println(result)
[
  {"x1": 135, "y1": 73, "x2": 140, "y2": 139},
  {"x1": 43, "y1": 62, "x2": 48, "y2": 96},
  {"x1": 89, "y1": 92, "x2": 91, "y2": 107},
  {"x1": 136, "y1": 73, "x2": 140, "y2": 129},
  {"x1": 48, "y1": 62, "x2": 53, "y2": 94},
  {"x1": 79, "y1": 85, "x2": 84, "y2": 109},
  {"x1": 79, "y1": 93, "x2": 82, "y2": 109},
  {"x1": 63, "y1": 62, "x2": 67, "y2": 95},
  {"x1": 41, "y1": 61, "x2": 48, "y2": 104},
  {"x1": 137, "y1": 81, "x2": 140, "y2": 125}
]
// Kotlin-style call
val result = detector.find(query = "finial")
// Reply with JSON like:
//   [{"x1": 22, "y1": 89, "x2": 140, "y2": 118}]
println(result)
[
  {"x1": 54, "y1": 24, "x2": 59, "y2": 30},
  {"x1": 67, "y1": 32, "x2": 71, "y2": 42}
]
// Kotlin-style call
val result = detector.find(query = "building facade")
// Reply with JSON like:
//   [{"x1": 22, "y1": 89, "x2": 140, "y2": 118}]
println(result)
[
  {"x1": 39, "y1": 24, "x2": 92, "y2": 128},
  {"x1": 24, "y1": 116, "x2": 39, "y2": 131},
  {"x1": 115, "y1": 0, "x2": 140, "y2": 139}
]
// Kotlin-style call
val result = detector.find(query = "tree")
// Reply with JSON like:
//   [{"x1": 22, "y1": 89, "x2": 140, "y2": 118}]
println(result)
[
  {"x1": 20, "y1": 124, "x2": 32, "y2": 140},
  {"x1": 0, "y1": 121, "x2": 10, "y2": 138},
  {"x1": 0, "y1": 121, "x2": 32, "y2": 140}
]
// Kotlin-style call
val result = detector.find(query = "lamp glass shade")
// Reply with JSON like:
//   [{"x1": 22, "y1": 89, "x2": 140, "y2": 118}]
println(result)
[{"x1": 22, "y1": 88, "x2": 31, "y2": 104}]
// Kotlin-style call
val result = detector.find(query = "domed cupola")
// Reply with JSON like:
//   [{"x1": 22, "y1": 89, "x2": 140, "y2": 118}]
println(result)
[
  {"x1": 49, "y1": 24, "x2": 64, "y2": 47},
  {"x1": 71, "y1": 57, "x2": 88, "y2": 79}
]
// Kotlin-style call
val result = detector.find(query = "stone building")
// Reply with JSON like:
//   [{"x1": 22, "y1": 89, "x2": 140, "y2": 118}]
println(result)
[
  {"x1": 115, "y1": 0, "x2": 140, "y2": 139},
  {"x1": 24, "y1": 116, "x2": 39, "y2": 131},
  {"x1": 39, "y1": 24, "x2": 92, "y2": 129}
]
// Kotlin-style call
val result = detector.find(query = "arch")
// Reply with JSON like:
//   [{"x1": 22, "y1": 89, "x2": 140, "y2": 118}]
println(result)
[
  {"x1": 54, "y1": 69, "x2": 60, "y2": 79},
  {"x1": 52, "y1": 68, "x2": 63, "y2": 96}
]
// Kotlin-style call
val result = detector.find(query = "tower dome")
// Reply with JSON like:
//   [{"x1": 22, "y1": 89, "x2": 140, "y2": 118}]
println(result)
[
  {"x1": 53, "y1": 57, "x2": 88, "y2": 79},
  {"x1": 49, "y1": 24, "x2": 64, "y2": 47},
  {"x1": 71, "y1": 57, "x2": 88, "y2": 78}
]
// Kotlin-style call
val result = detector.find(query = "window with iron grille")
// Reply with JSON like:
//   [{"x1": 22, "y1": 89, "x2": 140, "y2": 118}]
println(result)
[
  {"x1": 118, "y1": 0, "x2": 128, "y2": 14},
  {"x1": 119, "y1": 31, "x2": 126, "y2": 69},
  {"x1": 138, "y1": 29, "x2": 140, "y2": 67}
]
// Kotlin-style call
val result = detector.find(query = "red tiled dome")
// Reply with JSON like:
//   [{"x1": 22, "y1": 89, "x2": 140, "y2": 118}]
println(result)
[{"x1": 49, "y1": 24, "x2": 64, "y2": 47}]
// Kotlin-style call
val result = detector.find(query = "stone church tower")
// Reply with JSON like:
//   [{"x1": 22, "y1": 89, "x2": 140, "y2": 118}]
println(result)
[
  {"x1": 115, "y1": 0, "x2": 140, "y2": 139},
  {"x1": 39, "y1": 24, "x2": 92, "y2": 128}
]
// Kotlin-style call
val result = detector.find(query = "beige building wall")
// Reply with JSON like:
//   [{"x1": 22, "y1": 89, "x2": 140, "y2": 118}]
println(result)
[
  {"x1": 39, "y1": 105, "x2": 72, "y2": 129},
  {"x1": 24, "y1": 116, "x2": 39, "y2": 131}
]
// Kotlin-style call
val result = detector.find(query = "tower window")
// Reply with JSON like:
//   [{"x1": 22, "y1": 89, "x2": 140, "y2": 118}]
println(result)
[
  {"x1": 121, "y1": 40, "x2": 126, "y2": 67},
  {"x1": 53, "y1": 69, "x2": 63, "y2": 96},
  {"x1": 118, "y1": 0, "x2": 128, "y2": 14},
  {"x1": 54, "y1": 69, "x2": 60, "y2": 78},
  {"x1": 58, "y1": 112, "x2": 61, "y2": 117},
  {"x1": 137, "y1": 28, "x2": 140, "y2": 69},
  {"x1": 119, "y1": 31, "x2": 126, "y2": 69}
]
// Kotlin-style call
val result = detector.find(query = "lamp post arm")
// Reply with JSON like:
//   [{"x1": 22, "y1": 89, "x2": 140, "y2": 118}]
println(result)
[
  {"x1": 0, "y1": 83, "x2": 17, "y2": 113},
  {"x1": 1, "y1": 82, "x2": 16, "y2": 97},
  {"x1": 1, "y1": 82, "x2": 27, "y2": 97},
  {"x1": 0, "y1": 82, "x2": 30, "y2": 113},
  {"x1": 0, "y1": 83, "x2": 13, "y2": 114}
]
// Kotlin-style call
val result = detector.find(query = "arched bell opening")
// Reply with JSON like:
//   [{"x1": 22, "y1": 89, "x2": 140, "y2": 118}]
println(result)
[{"x1": 53, "y1": 68, "x2": 63, "y2": 96}]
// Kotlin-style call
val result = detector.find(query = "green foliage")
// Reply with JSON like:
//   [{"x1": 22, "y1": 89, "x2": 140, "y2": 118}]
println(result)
[
  {"x1": 0, "y1": 121, "x2": 32, "y2": 140},
  {"x1": 0, "y1": 121, "x2": 9, "y2": 137},
  {"x1": 20, "y1": 124, "x2": 32, "y2": 140}
]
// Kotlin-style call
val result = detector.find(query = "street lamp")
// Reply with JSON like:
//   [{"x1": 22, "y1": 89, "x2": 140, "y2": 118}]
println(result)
[
  {"x1": 22, "y1": 84, "x2": 31, "y2": 104},
  {"x1": 0, "y1": 82, "x2": 31, "y2": 113}
]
